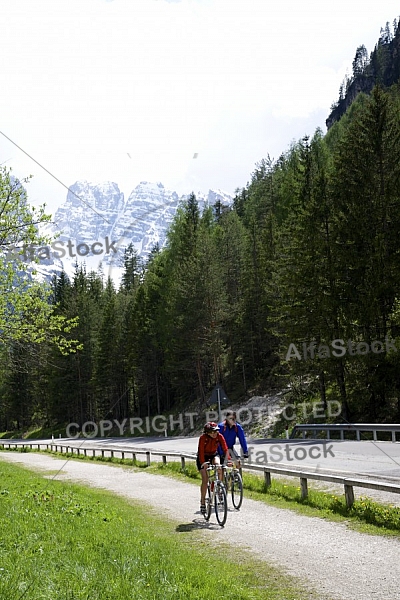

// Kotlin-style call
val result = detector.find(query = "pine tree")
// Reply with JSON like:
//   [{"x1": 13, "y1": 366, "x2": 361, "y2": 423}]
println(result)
[{"x1": 331, "y1": 86, "x2": 400, "y2": 417}]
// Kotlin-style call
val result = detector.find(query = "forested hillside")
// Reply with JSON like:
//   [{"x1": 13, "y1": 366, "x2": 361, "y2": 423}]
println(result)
[
  {"x1": 3, "y1": 31, "x2": 400, "y2": 433},
  {"x1": 327, "y1": 17, "x2": 400, "y2": 127}
]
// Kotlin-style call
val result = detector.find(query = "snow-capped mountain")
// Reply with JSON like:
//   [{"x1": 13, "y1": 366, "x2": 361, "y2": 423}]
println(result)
[{"x1": 34, "y1": 180, "x2": 233, "y2": 283}]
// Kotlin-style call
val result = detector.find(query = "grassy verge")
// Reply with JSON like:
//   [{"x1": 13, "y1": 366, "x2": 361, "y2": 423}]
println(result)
[{"x1": 0, "y1": 459, "x2": 320, "y2": 600}]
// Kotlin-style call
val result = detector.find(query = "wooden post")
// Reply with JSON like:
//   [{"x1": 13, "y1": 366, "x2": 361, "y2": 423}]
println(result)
[
  {"x1": 344, "y1": 484, "x2": 355, "y2": 508},
  {"x1": 300, "y1": 477, "x2": 308, "y2": 500},
  {"x1": 264, "y1": 469, "x2": 271, "y2": 488}
]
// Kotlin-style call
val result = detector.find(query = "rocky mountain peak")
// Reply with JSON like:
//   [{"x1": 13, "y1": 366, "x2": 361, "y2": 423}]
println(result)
[{"x1": 39, "y1": 180, "x2": 233, "y2": 283}]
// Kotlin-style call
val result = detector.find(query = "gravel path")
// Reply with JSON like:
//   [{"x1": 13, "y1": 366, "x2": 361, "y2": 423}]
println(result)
[{"x1": 1, "y1": 451, "x2": 400, "y2": 600}]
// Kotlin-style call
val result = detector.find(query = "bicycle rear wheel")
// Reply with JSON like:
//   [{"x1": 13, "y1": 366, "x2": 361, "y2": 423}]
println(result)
[
  {"x1": 231, "y1": 471, "x2": 243, "y2": 509},
  {"x1": 204, "y1": 485, "x2": 212, "y2": 521},
  {"x1": 214, "y1": 481, "x2": 227, "y2": 526}
]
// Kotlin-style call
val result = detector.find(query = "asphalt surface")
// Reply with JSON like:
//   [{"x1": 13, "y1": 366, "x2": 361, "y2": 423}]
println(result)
[{"x1": 21, "y1": 436, "x2": 400, "y2": 480}]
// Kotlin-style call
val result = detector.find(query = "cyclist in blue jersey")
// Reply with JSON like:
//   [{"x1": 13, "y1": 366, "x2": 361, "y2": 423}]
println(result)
[{"x1": 218, "y1": 411, "x2": 248, "y2": 465}]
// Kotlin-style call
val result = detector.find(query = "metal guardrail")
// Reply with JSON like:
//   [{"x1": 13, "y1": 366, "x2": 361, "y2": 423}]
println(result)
[
  {"x1": 1, "y1": 440, "x2": 400, "y2": 508},
  {"x1": 290, "y1": 423, "x2": 400, "y2": 442}
]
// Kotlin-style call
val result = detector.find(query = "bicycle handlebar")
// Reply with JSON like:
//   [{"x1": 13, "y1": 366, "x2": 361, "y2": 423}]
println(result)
[{"x1": 206, "y1": 461, "x2": 244, "y2": 471}]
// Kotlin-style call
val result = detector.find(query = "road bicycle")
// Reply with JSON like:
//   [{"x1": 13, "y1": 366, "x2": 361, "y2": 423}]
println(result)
[
  {"x1": 203, "y1": 462, "x2": 228, "y2": 526},
  {"x1": 223, "y1": 460, "x2": 243, "y2": 510}
]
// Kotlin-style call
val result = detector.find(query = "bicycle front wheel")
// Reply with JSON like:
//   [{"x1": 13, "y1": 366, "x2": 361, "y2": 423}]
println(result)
[
  {"x1": 214, "y1": 481, "x2": 227, "y2": 526},
  {"x1": 231, "y1": 471, "x2": 243, "y2": 509}
]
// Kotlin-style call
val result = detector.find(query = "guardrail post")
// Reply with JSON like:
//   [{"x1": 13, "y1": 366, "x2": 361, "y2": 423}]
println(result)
[
  {"x1": 121, "y1": 451, "x2": 125, "y2": 460},
  {"x1": 392, "y1": 431, "x2": 396, "y2": 443},
  {"x1": 373, "y1": 430, "x2": 377, "y2": 441},
  {"x1": 146, "y1": 451, "x2": 151, "y2": 467},
  {"x1": 101, "y1": 450, "x2": 105, "y2": 458},
  {"x1": 132, "y1": 453, "x2": 136, "y2": 463},
  {"x1": 344, "y1": 484, "x2": 354, "y2": 508},
  {"x1": 264, "y1": 469, "x2": 271, "y2": 488},
  {"x1": 181, "y1": 456, "x2": 186, "y2": 470},
  {"x1": 162, "y1": 455, "x2": 167, "y2": 465},
  {"x1": 356, "y1": 430, "x2": 360, "y2": 441},
  {"x1": 300, "y1": 477, "x2": 308, "y2": 500},
  {"x1": 340, "y1": 430, "x2": 344, "y2": 440}
]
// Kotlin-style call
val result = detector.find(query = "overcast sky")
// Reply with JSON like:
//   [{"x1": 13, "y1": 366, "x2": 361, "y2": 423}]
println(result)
[{"x1": 0, "y1": 0, "x2": 398, "y2": 215}]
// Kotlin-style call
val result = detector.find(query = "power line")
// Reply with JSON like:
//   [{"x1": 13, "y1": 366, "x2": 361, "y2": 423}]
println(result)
[{"x1": 0, "y1": 130, "x2": 111, "y2": 224}]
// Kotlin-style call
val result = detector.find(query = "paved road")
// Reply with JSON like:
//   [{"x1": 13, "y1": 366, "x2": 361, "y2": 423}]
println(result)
[{"x1": 34, "y1": 436, "x2": 400, "y2": 481}]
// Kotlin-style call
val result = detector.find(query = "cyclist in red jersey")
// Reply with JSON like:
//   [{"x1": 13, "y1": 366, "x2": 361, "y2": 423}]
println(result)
[{"x1": 197, "y1": 421, "x2": 231, "y2": 514}]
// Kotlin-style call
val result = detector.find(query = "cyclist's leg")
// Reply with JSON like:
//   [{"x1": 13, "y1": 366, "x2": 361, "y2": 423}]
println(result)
[
  {"x1": 211, "y1": 454, "x2": 222, "y2": 481},
  {"x1": 229, "y1": 446, "x2": 241, "y2": 469},
  {"x1": 200, "y1": 468, "x2": 208, "y2": 504},
  {"x1": 197, "y1": 455, "x2": 208, "y2": 510}
]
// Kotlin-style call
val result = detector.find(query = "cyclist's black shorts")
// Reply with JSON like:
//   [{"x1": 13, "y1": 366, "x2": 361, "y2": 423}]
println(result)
[
  {"x1": 220, "y1": 447, "x2": 239, "y2": 464},
  {"x1": 196, "y1": 453, "x2": 218, "y2": 471}
]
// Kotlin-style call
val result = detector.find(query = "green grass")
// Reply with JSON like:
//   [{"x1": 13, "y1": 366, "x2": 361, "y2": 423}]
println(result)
[{"x1": 0, "y1": 458, "x2": 321, "y2": 600}]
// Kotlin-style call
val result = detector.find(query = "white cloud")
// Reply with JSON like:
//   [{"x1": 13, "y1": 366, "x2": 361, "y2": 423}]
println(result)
[{"x1": 0, "y1": 0, "x2": 398, "y2": 211}]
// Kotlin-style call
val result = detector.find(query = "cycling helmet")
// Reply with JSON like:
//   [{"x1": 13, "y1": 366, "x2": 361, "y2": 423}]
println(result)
[{"x1": 204, "y1": 421, "x2": 219, "y2": 433}]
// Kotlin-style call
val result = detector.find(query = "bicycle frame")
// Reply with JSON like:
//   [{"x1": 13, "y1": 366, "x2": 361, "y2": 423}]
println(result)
[{"x1": 203, "y1": 462, "x2": 228, "y2": 526}]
